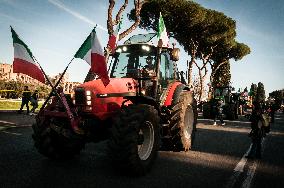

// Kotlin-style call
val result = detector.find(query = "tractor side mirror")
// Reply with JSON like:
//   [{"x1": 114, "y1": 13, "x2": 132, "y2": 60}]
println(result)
[{"x1": 171, "y1": 48, "x2": 180, "y2": 61}]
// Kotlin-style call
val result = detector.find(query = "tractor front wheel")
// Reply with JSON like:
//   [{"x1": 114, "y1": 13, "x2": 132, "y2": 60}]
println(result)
[
  {"x1": 168, "y1": 91, "x2": 197, "y2": 151},
  {"x1": 108, "y1": 104, "x2": 160, "y2": 176},
  {"x1": 32, "y1": 118, "x2": 85, "y2": 160}
]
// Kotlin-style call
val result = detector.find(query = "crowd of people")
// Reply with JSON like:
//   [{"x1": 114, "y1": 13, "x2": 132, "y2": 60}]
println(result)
[{"x1": 18, "y1": 86, "x2": 39, "y2": 115}]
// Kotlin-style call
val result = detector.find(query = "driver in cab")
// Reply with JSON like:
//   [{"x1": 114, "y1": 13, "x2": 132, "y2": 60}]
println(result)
[
  {"x1": 142, "y1": 55, "x2": 155, "y2": 96},
  {"x1": 142, "y1": 55, "x2": 155, "y2": 77}
]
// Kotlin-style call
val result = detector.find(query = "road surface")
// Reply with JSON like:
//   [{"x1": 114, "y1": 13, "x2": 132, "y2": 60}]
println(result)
[{"x1": 0, "y1": 111, "x2": 283, "y2": 188}]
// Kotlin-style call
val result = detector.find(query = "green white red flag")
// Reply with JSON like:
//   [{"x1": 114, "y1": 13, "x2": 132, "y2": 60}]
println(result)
[
  {"x1": 74, "y1": 28, "x2": 110, "y2": 86},
  {"x1": 157, "y1": 13, "x2": 169, "y2": 47},
  {"x1": 107, "y1": 19, "x2": 122, "y2": 53},
  {"x1": 11, "y1": 27, "x2": 45, "y2": 83}
]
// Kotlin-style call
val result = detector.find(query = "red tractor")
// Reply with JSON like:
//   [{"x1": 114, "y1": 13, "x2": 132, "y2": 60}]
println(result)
[{"x1": 32, "y1": 34, "x2": 197, "y2": 175}]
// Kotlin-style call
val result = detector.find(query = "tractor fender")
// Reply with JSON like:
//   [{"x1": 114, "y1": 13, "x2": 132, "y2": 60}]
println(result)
[
  {"x1": 163, "y1": 82, "x2": 189, "y2": 106},
  {"x1": 171, "y1": 84, "x2": 191, "y2": 105},
  {"x1": 124, "y1": 96, "x2": 160, "y2": 114}
]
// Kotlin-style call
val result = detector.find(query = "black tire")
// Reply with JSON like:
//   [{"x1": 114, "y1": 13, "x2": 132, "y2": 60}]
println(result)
[
  {"x1": 108, "y1": 104, "x2": 160, "y2": 176},
  {"x1": 32, "y1": 118, "x2": 85, "y2": 160},
  {"x1": 168, "y1": 91, "x2": 197, "y2": 151},
  {"x1": 202, "y1": 102, "x2": 212, "y2": 119},
  {"x1": 224, "y1": 104, "x2": 237, "y2": 120}
]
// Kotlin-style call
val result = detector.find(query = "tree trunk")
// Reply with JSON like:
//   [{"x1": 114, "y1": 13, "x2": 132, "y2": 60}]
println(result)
[
  {"x1": 187, "y1": 59, "x2": 193, "y2": 86},
  {"x1": 198, "y1": 69, "x2": 203, "y2": 103}
]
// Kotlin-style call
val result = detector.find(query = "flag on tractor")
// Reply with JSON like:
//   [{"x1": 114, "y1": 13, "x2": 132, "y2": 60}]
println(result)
[
  {"x1": 10, "y1": 27, "x2": 45, "y2": 83},
  {"x1": 108, "y1": 19, "x2": 122, "y2": 53},
  {"x1": 74, "y1": 27, "x2": 110, "y2": 86},
  {"x1": 157, "y1": 12, "x2": 169, "y2": 47}
]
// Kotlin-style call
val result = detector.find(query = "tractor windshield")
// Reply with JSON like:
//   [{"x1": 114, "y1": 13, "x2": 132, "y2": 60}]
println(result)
[
  {"x1": 214, "y1": 87, "x2": 229, "y2": 97},
  {"x1": 109, "y1": 44, "x2": 157, "y2": 78}
]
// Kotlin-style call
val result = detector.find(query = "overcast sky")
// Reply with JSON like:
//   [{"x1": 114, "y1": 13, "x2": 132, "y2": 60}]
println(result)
[{"x1": 0, "y1": 0, "x2": 283, "y2": 94}]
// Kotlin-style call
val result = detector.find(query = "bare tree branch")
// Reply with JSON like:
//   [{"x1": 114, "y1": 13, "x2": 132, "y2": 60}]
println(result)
[
  {"x1": 113, "y1": 0, "x2": 129, "y2": 25},
  {"x1": 119, "y1": 0, "x2": 147, "y2": 40},
  {"x1": 107, "y1": 0, "x2": 115, "y2": 35},
  {"x1": 211, "y1": 60, "x2": 228, "y2": 80}
]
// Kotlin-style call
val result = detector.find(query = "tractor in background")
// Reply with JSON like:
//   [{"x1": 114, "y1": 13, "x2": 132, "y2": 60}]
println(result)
[
  {"x1": 32, "y1": 34, "x2": 197, "y2": 176},
  {"x1": 203, "y1": 85, "x2": 239, "y2": 120}
]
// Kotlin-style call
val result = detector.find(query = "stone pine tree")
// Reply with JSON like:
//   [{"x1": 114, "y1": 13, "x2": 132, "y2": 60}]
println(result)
[
  {"x1": 255, "y1": 82, "x2": 266, "y2": 103},
  {"x1": 211, "y1": 61, "x2": 231, "y2": 87},
  {"x1": 269, "y1": 90, "x2": 283, "y2": 109},
  {"x1": 210, "y1": 41, "x2": 250, "y2": 88},
  {"x1": 250, "y1": 83, "x2": 257, "y2": 99}
]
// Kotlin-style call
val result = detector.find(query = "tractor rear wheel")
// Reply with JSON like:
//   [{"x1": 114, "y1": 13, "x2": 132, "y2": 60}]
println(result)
[
  {"x1": 32, "y1": 118, "x2": 85, "y2": 160},
  {"x1": 202, "y1": 102, "x2": 212, "y2": 119},
  {"x1": 224, "y1": 104, "x2": 237, "y2": 120},
  {"x1": 168, "y1": 91, "x2": 197, "y2": 151},
  {"x1": 108, "y1": 104, "x2": 160, "y2": 176}
]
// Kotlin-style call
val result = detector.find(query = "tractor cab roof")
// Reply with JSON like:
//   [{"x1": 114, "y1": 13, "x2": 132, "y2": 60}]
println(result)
[{"x1": 123, "y1": 33, "x2": 172, "y2": 50}]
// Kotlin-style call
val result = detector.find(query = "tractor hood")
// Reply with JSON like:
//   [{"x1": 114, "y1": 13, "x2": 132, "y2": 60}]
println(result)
[
  {"x1": 79, "y1": 78, "x2": 137, "y2": 96},
  {"x1": 75, "y1": 78, "x2": 137, "y2": 119}
]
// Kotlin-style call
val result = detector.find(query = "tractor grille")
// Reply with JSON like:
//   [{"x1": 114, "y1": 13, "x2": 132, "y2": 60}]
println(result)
[{"x1": 75, "y1": 88, "x2": 86, "y2": 105}]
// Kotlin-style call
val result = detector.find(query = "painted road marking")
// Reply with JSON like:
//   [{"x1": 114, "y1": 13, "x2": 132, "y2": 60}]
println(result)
[
  {"x1": 2, "y1": 130, "x2": 22, "y2": 135},
  {"x1": 199, "y1": 119, "x2": 251, "y2": 124},
  {"x1": 225, "y1": 144, "x2": 252, "y2": 188},
  {"x1": 241, "y1": 160, "x2": 258, "y2": 188},
  {"x1": 241, "y1": 138, "x2": 266, "y2": 188},
  {"x1": 0, "y1": 120, "x2": 16, "y2": 125},
  {"x1": 226, "y1": 138, "x2": 266, "y2": 188},
  {"x1": 234, "y1": 144, "x2": 252, "y2": 172}
]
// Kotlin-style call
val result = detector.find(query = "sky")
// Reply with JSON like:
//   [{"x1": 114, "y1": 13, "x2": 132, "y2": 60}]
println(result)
[{"x1": 0, "y1": 0, "x2": 283, "y2": 94}]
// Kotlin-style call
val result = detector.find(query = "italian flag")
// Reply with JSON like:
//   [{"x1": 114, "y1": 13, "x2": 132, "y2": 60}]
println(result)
[
  {"x1": 11, "y1": 27, "x2": 45, "y2": 83},
  {"x1": 74, "y1": 28, "x2": 110, "y2": 86},
  {"x1": 157, "y1": 13, "x2": 169, "y2": 47},
  {"x1": 107, "y1": 20, "x2": 122, "y2": 53}
]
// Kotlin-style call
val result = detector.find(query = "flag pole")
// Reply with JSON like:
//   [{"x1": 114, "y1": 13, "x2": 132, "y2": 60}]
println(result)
[{"x1": 32, "y1": 56, "x2": 75, "y2": 112}]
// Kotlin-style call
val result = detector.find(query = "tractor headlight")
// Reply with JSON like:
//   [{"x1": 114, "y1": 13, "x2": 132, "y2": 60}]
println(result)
[
  {"x1": 86, "y1": 106, "x2": 92, "y2": 111},
  {"x1": 122, "y1": 46, "x2": 127, "y2": 51},
  {"x1": 142, "y1": 45, "x2": 150, "y2": 51},
  {"x1": 85, "y1": 90, "x2": 92, "y2": 110},
  {"x1": 86, "y1": 96, "x2": 91, "y2": 101},
  {"x1": 116, "y1": 48, "x2": 122, "y2": 53},
  {"x1": 86, "y1": 90, "x2": 91, "y2": 96}
]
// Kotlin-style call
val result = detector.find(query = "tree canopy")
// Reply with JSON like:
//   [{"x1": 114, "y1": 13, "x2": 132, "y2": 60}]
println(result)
[{"x1": 255, "y1": 82, "x2": 266, "y2": 103}]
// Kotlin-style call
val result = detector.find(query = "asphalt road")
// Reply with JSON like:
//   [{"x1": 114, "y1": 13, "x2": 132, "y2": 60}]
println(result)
[{"x1": 0, "y1": 111, "x2": 283, "y2": 188}]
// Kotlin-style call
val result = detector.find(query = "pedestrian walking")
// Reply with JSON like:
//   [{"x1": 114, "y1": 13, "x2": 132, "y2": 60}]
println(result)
[
  {"x1": 30, "y1": 90, "x2": 39, "y2": 114},
  {"x1": 213, "y1": 98, "x2": 225, "y2": 126},
  {"x1": 18, "y1": 86, "x2": 31, "y2": 114}
]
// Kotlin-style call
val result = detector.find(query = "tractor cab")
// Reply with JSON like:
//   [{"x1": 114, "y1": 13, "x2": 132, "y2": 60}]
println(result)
[
  {"x1": 108, "y1": 42, "x2": 177, "y2": 97},
  {"x1": 107, "y1": 33, "x2": 180, "y2": 98},
  {"x1": 213, "y1": 86, "x2": 230, "y2": 106}
]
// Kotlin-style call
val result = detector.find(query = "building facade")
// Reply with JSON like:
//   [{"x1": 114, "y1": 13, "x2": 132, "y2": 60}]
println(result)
[{"x1": 0, "y1": 63, "x2": 81, "y2": 93}]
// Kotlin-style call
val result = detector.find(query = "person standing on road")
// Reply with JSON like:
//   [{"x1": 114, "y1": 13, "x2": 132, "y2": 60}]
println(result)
[
  {"x1": 30, "y1": 90, "x2": 39, "y2": 115},
  {"x1": 270, "y1": 103, "x2": 277, "y2": 123},
  {"x1": 18, "y1": 86, "x2": 31, "y2": 114},
  {"x1": 247, "y1": 101, "x2": 265, "y2": 159},
  {"x1": 213, "y1": 98, "x2": 225, "y2": 126}
]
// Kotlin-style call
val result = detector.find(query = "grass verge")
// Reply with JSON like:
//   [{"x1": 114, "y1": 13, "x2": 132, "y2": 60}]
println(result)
[{"x1": 0, "y1": 100, "x2": 43, "y2": 110}]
